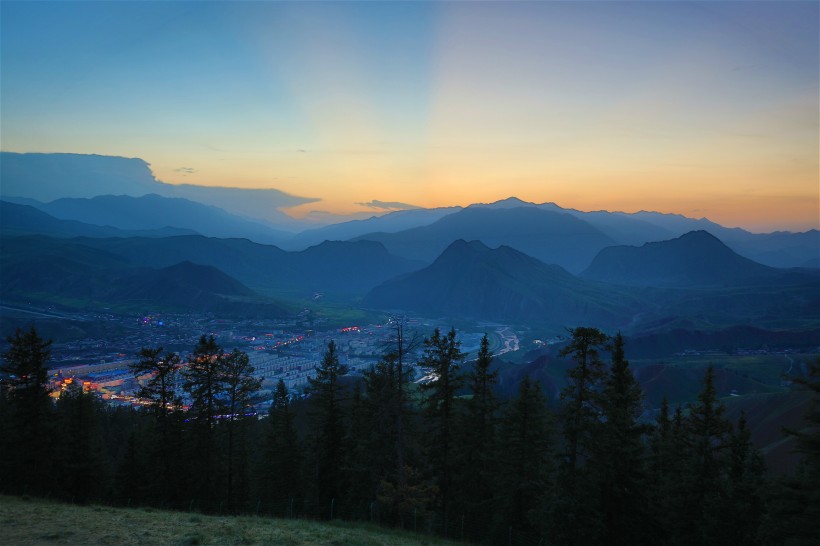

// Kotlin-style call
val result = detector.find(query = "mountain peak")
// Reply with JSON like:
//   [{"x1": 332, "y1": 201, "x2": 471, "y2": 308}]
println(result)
[{"x1": 582, "y1": 230, "x2": 779, "y2": 287}]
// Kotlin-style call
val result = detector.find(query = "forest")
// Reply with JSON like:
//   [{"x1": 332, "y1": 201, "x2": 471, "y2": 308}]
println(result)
[{"x1": 1, "y1": 325, "x2": 817, "y2": 546}]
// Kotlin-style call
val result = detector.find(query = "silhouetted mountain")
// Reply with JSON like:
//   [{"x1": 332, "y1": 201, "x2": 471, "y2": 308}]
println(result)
[
  {"x1": 0, "y1": 236, "x2": 284, "y2": 315},
  {"x1": 50, "y1": 234, "x2": 422, "y2": 300},
  {"x1": 0, "y1": 152, "x2": 317, "y2": 229},
  {"x1": 364, "y1": 240, "x2": 640, "y2": 328},
  {"x1": 581, "y1": 230, "x2": 812, "y2": 287},
  {"x1": 283, "y1": 206, "x2": 461, "y2": 250},
  {"x1": 353, "y1": 206, "x2": 616, "y2": 273},
  {"x1": 476, "y1": 199, "x2": 817, "y2": 269},
  {"x1": 34, "y1": 194, "x2": 292, "y2": 245},
  {"x1": 0, "y1": 200, "x2": 195, "y2": 238},
  {"x1": 114, "y1": 261, "x2": 264, "y2": 312}
]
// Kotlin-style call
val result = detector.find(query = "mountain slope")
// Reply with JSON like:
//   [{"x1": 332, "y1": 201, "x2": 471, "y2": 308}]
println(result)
[
  {"x1": 283, "y1": 206, "x2": 462, "y2": 250},
  {"x1": 581, "y1": 230, "x2": 810, "y2": 287},
  {"x1": 0, "y1": 236, "x2": 282, "y2": 315},
  {"x1": 37, "y1": 194, "x2": 293, "y2": 245},
  {"x1": 1, "y1": 200, "x2": 194, "y2": 238},
  {"x1": 364, "y1": 240, "x2": 641, "y2": 328},
  {"x1": 31, "y1": 234, "x2": 421, "y2": 300},
  {"x1": 354, "y1": 206, "x2": 616, "y2": 273}
]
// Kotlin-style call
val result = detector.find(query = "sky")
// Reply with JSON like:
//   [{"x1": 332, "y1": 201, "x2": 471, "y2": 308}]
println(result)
[{"x1": 1, "y1": 1, "x2": 818, "y2": 232}]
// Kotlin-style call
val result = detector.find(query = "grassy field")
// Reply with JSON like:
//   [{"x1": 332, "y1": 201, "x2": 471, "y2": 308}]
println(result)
[{"x1": 0, "y1": 495, "x2": 456, "y2": 546}]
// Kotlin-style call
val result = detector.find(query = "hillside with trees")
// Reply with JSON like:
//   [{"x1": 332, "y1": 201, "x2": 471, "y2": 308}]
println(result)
[{"x1": 2, "y1": 324, "x2": 817, "y2": 545}]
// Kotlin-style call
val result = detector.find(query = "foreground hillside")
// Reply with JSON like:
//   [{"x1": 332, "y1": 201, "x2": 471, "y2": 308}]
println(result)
[{"x1": 0, "y1": 495, "x2": 454, "y2": 546}]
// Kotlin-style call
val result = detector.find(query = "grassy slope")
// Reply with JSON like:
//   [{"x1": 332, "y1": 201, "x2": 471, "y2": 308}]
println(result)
[{"x1": 0, "y1": 495, "x2": 454, "y2": 546}]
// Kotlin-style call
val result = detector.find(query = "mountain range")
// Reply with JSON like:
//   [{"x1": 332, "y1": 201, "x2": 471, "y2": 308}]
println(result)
[
  {"x1": 1, "y1": 153, "x2": 817, "y2": 270},
  {"x1": 1, "y1": 151, "x2": 818, "y2": 338}
]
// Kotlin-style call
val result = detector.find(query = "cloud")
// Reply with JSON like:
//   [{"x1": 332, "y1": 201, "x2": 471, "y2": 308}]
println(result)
[
  {"x1": 173, "y1": 167, "x2": 197, "y2": 174},
  {"x1": 355, "y1": 200, "x2": 421, "y2": 211}
]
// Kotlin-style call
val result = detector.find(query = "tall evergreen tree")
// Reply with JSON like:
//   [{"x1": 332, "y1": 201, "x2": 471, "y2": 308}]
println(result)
[
  {"x1": 261, "y1": 379, "x2": 303, "y2": 516},
  {"x1": 550, "y1": 326, "x2": 610, "y2": 545},
  {"x1": 0, "y1": 326, "x2": 54, "y2": 495},
  {"x1": 130, "y1": 347, "x2": 183, "y2": 503},
  {"x1": 679, "y1": 365, "x2": 733, "y2": 545},
  {"x1": 558, "y1": 327, "x2": 610, "y2": 474},
  {"x1": 762, "y1": 359, "x2": 820, "y2": 544},
  {"x1": 419, "y1": 327, "x2": 464, "y2": 535},
  {"x1": 54, "y1": 381, "x2": 110, "y2": 502},
  {"x1": 647, "y1": 398, "x2": 689, "y2": 544},
  {"x1": 182, "y1": 335, "x2": 227, "y2": 510},
  {"x1": 453, "y1": 333, "x2": 499, "y2": 540},
  {"x1": 222, "y1": 348, "x2": 262, "y2": 511},
  {"x1": 592, "y1": 333, "x2": 651, "y2": 546},
  {"x1": 494, "y1": 377, "x2": 553, "y2": 545},
  {"x1": 723, "y1": 411, "x2": 766, "y2": 545},
  {"x1": 307, "y1": 340, "x2": 349, "y2": 518}
]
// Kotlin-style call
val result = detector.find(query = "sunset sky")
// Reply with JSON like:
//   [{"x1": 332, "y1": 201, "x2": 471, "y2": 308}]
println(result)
[{"x1": 1, "y1": 1, "x2": 817, "y2": 232}]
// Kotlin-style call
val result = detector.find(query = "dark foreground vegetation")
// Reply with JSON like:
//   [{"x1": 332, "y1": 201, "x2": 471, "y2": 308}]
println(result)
[
  {"x1": 0, "y1": 494, "x2": 456, "y2": 546},
  {"x1": 1, "y1": 325, "x2": 818, "y2": 545}
]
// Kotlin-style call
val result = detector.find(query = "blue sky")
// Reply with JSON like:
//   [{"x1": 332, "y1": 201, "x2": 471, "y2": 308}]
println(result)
[{"x1": 1, "y1": 1, "x2": 817, "y2": 231}]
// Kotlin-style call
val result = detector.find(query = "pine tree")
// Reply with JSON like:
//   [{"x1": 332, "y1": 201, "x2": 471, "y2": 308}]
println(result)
[
  {"x1": 453, "y1": 333, "x2": 499, "y2": 540},
  {"x1": 679, "y1": 365, "x2": 733, "y2": 545},
  {"x1": 647, "y1": 398, "x2": 688, "y2": 544},
  {"x1": 307, "y1": 340, "x2": 349, "y2": 518},
  {"x1": 182, "y1": 335, "x2": 227, "y2": 510},
  {"x1": 130, "y1": 346, "x2": 183, "y2": 502},
  {"x1": 54, "y1": 381, "x2": 110, "y2": 502},
  {"x1": 592, "y1": 333, "x2": 651, "y2": 546},
  {"x1": 0, "y1": 326, "x2": 54, "y2": 495},
  {"x1": 763, "y1": 358, "x2": 820, "y2": 544},
  {"x1": 723, "y1": 411, "x2": 766, "y2": 545},
  {"x1": 558, "y1": 327, "x2": 610, "y2": 474},
  {"x1": 261, "y1": 379, "x2": 303, "y2": 517},
  {"x1": 494, "y1": 376, "x2": 553, "y2": 545},
  {"x1": 550, "y1": 326, "x2": 610, "y2": 545},
  {"x1": 419, "y1": 327, "x2": 464, "y2": 535},
  {"x1": 222, "y1": 348, "x2": 262, "y2": 511}
]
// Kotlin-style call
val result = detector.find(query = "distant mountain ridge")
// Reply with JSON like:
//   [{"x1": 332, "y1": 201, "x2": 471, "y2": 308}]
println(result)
[
  {"x1": 1, "y1": 151, "x2": 817, "y2": 268},
  {"x1": 364, "y1": 239, "x2": 641, "y2": 329},
  {"x1": 581, "y1": 230, "x2": 811, "y2": 287},
  {"x1": 0, "y1": 236, "x2": 282, "y2": 315},
  {"x1": 1, "y1": 200, "x2": 195, "y2": 238},
  {"x1": 31, "y1": 194, "x2": 292, "y2": 245},
  {"x1": 353, "y1": 206, "x2": 617, "y2": 273}
]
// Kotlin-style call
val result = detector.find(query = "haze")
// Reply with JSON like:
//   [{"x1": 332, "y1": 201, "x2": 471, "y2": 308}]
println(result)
[{"x1": 1, "y1": 1, "x2": 817, "y2": 232}]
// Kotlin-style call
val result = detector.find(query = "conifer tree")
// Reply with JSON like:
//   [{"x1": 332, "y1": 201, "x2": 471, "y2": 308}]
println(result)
[
  {"x1": 453, "y1": 333, "x2": 499, "y2": 540},
  {"x1": 550, "y1": 326, "x2": 610, "y2": 545},
  {"x1": 130, "y1": 346, "x2": 183, "y2": 502},
  {"x1": 723, "y1": 411, "x2": 766, "y2": 545},
  {"x1": 0, "y1": 326, "x2": 54, "y2": 495},
  {"x1": 762, "y1": 359, "x2": 820, "y2": 544},
  {"x1": 222, "y1": 348, "x2": 262, "y2": 511},
  {"x1": 54, "y1": 381, "x2": 110, "y2": 502},
  {"x1": 494, "y1": 376, "x2": 553, "y2": 545},
  {"x1": 647, "y1": 398, "x2": 688, "y2": 544},
  {"x1": 182, "y1": 335, "x2": 227, "y2": 509},
  {"x1": 592, "y1": 333, "x2": 651, "y2": 546},
  {"x1": 679, "y1": 365, "x2": 733, "y2": 545},
  {"x1": 307, "y1": 340, "x2": 349, "y2": 518},
  {"x1": 261, "y1": 379, "x2": 303, "y2": 516},
  {"x1": 419, "y1": 327, "x2": 464, "y2": 534}
]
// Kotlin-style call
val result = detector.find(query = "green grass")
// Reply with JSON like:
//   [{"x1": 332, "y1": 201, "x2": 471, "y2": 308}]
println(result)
[{"x1": 0, "y1": 495, "x2": 456, "y2": 546}]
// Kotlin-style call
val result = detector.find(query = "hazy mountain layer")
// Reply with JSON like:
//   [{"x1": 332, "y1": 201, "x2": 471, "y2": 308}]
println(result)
[
  {"x1": 0, "y1": 236, "x2": 284, "y2": 315},
  {"x1": 354, "y1": 206, "x2": 617, "y2": 273},
  {"x1": 1, "y1": 200, "x2": 195, "y2": 238},
  {"x1": 581, "y1": 230, "x2": 814, "y2": 287},
  {"x1": 35, "y1": 194, "x2": 292, "y2": 245},
  {"x1": 364, "y1": 239, "x2": 643, "y2": 329}
]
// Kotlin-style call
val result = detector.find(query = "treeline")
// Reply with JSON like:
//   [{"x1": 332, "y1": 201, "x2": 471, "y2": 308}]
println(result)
[{"x1": 0, "y1": 325, "x2": 818, "y2": 545}]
